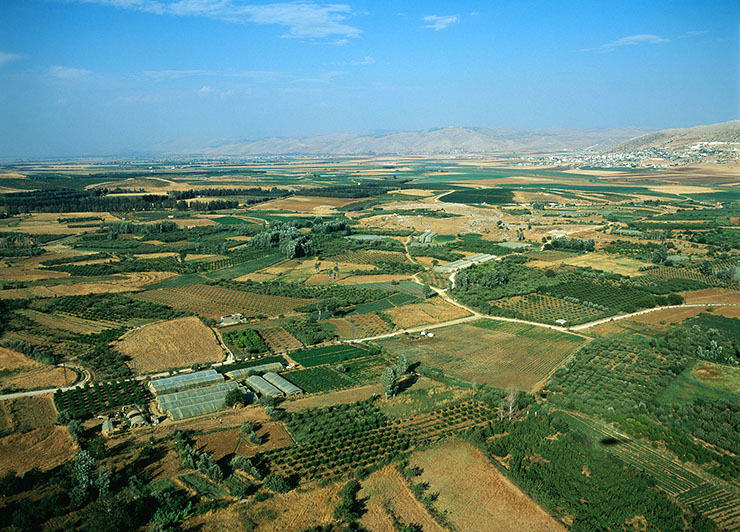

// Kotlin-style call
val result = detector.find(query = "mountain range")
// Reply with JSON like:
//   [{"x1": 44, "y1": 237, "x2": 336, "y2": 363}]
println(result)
[{"x1": 140, "y1": 122, "x2": 739, "y2": 157}]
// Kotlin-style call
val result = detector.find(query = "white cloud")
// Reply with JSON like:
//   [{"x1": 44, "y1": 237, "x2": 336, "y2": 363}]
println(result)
[
  {"x1": 585, "y1": 33, "x2": 670, "y2": 52},
  {"x1": 421, "y1": 14, "x2": 459, "y2": 31},
  {"x1": 342, "y1": 55, "x2": 374, "y2": 65},
  {"x1": 0, "y1": 52, "x2": 22, "y2": 68},
  {"x1": 48, "y1": 65, "x2": 94, "y2": 81},
  {"x1": 142, "y1": 69, "x2": 210, "y2": 80},
  {"x1": 291, "y1": 70, "x2": 343, "y2": 83},
  {"x1": 679, "y1": 30, "x2": 709, "y2": 39},
  {"x1": 198, "y1": 85, "x2": 213, "y2": 94},
  {"x1": 78, "y1": 1, "x2": 361, "y2": 39}
]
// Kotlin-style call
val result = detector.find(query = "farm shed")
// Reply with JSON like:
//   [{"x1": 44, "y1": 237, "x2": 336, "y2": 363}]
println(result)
[
  {"x1": 263, "y1": 372, "x2": 302, "y2": 396},
  {"x1": 102, "y1": 418, "x2": 115, "y2": 437},
  {"x1": 157, "y1": 381, "x2": 243, "y2": 420},
  {"x1": 148, "y1": 369, "x2": 224, "y2": 396},
  {"x1": 245, "y1": 375, "x2": 283, "y2": 398},
  {"x1": 225, "y1": 362, "x2": 284, "y2": 380},
  {"x1": 126, "y1": 408, "x2": 147, "y2": 428}
]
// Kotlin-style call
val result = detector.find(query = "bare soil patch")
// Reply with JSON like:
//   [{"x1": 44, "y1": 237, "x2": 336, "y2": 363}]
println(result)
[
  {"x1": 259, "y1": 326, "x2": 303, "y2": 351},
  {"x1": 257, "y1": 195, "x2": 369, "y2": 213},
  {"x1": 410, "y1": 439, "x2": 566, "y2": 532},
  {"x1": 114, "y1": 316, "x2": 224, "y2": 373},
  {"x1": 0, "y1": 426, "x2": 77, "y2": 475}
]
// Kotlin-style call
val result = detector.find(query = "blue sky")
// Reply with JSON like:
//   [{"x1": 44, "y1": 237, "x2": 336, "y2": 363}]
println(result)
[{"x1": 0, "y1": 0, "x2": 737, "y2": 157}]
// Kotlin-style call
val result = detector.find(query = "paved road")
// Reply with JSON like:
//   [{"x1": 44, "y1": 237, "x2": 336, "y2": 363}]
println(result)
[
  {"x1": 570, "y1": 303, "x2": 740, "y2": 330},
  {"x1": 0, "y1": 363, "x2": 90, "y2": 401}
]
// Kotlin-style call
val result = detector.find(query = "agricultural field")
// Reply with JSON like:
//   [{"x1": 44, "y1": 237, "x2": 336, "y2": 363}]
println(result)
[
  {"x1": 0, "y1": 346, "x2": 69, "y2": 391},
  {"x1": 257, "y1": 326, "x2": 303, "y2": 351},
  {"x1": 0, "y1": 395, "x2": 57, "y2": 435},
  {"x1": 410, "y1": 439, "x2": 566, "y2": 532},
  {"x1": 0, "y1": 426, "x2": 77, "y2": 475},
  {"x1": 380, "y1": 320, "x2": 586, "y2": 391},
  {"x1": 131, "y1": 283, "x2": 315, "y2": 320},
  {"x1": 113, "y1": 316, "x2": 224, "y2": 373},
  {"x1": 490, "y1": 292, "x2": 610, "y2": 325},
  {"x1": 347, "y1": 313, "x2": 393, "y2": 336},
  {"x1": 560, "y1": 412, "x2": 740, "y2": 532},
  {"x1": 288, "y1": 344, "x2": 370, "y2": 368},
  {"x1": 384, "y1": 296, "x2": 471, "y2": 328},
  {"x1": 2, "y1": 156, "x2": 740, "y2": 532},
  {"x1": 54, "y1": 379, "x2": 150, "y2": 418}
]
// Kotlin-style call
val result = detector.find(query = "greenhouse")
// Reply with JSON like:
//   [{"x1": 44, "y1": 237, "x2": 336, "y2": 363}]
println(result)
[
  {"x1": 245, "y1": 375, "x2": 283, "y2": 398},
  {"x1": 225, "y1": 362, "x2": 284, "y2": 380},
  {"x1": 149, "y1": 369, "x2": 224, "y2": 396},
  {"x1": 157, "y1": 381, "x2": 239, "y2": 411},
  {"x1": 263, "y1": 372, "x2": 302, "y2": 396}
]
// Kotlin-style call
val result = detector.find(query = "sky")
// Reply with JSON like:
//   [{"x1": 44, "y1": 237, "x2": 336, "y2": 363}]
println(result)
[{"x1": 0, "y1": 0, "x2": 738, "y2": 157}]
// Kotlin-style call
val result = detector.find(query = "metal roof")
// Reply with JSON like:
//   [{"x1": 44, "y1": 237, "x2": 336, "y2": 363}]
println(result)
[{"x1": 263, "y1": 372, "x2": 302, "y2": 395}]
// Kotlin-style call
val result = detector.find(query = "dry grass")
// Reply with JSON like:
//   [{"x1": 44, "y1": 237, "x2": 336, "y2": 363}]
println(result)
[
  {"x1": 114, "y1": 316, "x2": 224, "y2": 373},
  {"x1": 683, "y1": 289, "x2": 740, "y2": 305},
  {"x1": 384, "y1": 297, "x2": 471, "y2": 328},
  {"x1": 410, "y1": 439, "x2": 566, "y2": 532},
  {"x1": 546, "y1": 252, "x2": 649, "y2": 276},
  {"x1": 257, "y1": 195, "x2": 369, "y2": 213},
  {"x1": 0, "y1": 212, "x2": 119, "y2": 234},
  {"x1": 19, "y1": 309, "x2": 114, "y2": 335},
  {"x1": 0, "y1": 426, "x2": 77, "y2": 475},
  {"x1": 0, "y1": 271, "x2": 178, "y2": 299},
  {"x1": 283, "y1": 384, "x2": 383, "y2": 413},
  {"x1": 359, "y1": 465, "x2": 445, "y2": 532},
  {"x1": 0, "y1": 395, "x2": 57, "y2": 434},
  {"x1": 0, "y1": 347, "x2": 69, "y2": 391}
]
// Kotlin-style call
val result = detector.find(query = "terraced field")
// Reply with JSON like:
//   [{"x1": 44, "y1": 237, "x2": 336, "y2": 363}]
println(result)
[{"x1": 561, "y1": 411, "x2": 740, "y2": 531}]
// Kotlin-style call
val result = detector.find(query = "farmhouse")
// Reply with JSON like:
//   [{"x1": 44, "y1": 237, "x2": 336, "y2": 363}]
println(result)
[
  {"x1": 221, "y1": 313, "x2": 243, "y2": 326},
  {"x1": 433, "y1": 253, "x2": 497, "y2": 274}
]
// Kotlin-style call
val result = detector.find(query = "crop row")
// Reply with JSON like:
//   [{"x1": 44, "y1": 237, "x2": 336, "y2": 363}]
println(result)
[
  {"x1": 289, "y1": 343, "x2": 369, "y2": 367},
  {"x1": 54, "y1": 379, "x2": 149, "y2": 417},
  {"x1": 492, "y1": 293, "x2": 608, "y2": 324}
]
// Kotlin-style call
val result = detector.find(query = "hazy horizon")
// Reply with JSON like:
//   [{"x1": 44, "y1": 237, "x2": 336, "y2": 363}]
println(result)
[{"x1": 1, "y1": 0, "x2": 738, "y2": 158}]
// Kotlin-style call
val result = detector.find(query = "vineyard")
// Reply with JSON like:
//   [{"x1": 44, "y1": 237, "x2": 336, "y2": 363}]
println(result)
[
  {"x1": 257, "y1": 326, "x2": 303, "y2": 351},
  {"x1": 541, "y1": 279, "x2": 656, "y2": 313},
  {"x1": 490, "y1": 293, "x2": 610, "y2": 325},
  {"x1": 42, "y1": 293, "x2": 186, "y2": 324},
  {"x1": 328, "y1": 250, "x2": 411, "y2": 265},
  {"x1": 633, "y1": 265, "x2": 738, "y2": 289},
  {"x1": 289, "y1": 344, "x2": 370, "y2": 368},
  {"x1": 131, "y1": 283, "x2": 315, "y2": 320},
  {"x1": 54, "y1": 380, "x2": 150, "y2": 418},
  {"x1": 560, "y1": 412, "x2": 740, "y2": 532},
  {"x1": 347, "y1": 313, "x2": 393, "y2": 336},
  {"x1": 255, "y1": 398, "x2": 494, "y2": 481}
]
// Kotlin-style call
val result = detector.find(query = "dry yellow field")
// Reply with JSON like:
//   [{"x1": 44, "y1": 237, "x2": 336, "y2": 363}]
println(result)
[
  {"x1": 0, "y1": 426, "x2": 77, "y2": 475},
  {"x1": 257, "y1": 195, "x2": 368, "y2": 213},
  {"x1": 410, "y1": 439, "x2": 566, "y2": 532},
  {"x1": 360, "y1": 465, "x2": 446, "y2": 532},
  {"x1": 19, "y1": 309, "x2": 115, "y2": 335},
  {"x1": 0, "y1": 212, "x2": 119, "y2": 234},
  {"x1": 0, "y1": 347, "x2": 69, "y2": 391},
  {"x1": 114, "y1": 316, "x2": 224, "y2": 373},
  {"x1": 0, "y1": 271, "x2": 178, "y2": 299},
  {"x1": 553, "y1": 252, "x2": 649, "y2": 276},
  {"x1": 0, "y1": 395, "x2": 57, "y2": 434},
  {"x1": 683, "y1": 289, "x2": 740, "y2": 305},
  {"x1": 384, "y1": 297, "x2": 471, "y2": 328}
]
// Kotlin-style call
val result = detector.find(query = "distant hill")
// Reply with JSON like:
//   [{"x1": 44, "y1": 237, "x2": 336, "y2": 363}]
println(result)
[
  {"x1": 607, "y1": 121, "x2": 740, "y2": 154},
  {"x1": 158, "y1": 126, "x2": 654, "y2": 156}
]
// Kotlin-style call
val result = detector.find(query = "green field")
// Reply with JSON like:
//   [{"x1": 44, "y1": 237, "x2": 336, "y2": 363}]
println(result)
[
  {"x1": 660, "y1": 360, "x2": 740, "y2": 404},
  {"x1": 379, "y1": 319, "x2": 586, "y2": 391}
]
